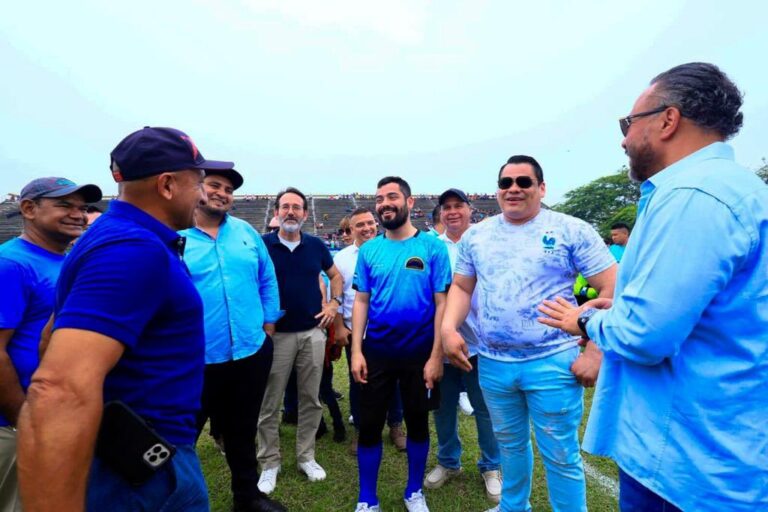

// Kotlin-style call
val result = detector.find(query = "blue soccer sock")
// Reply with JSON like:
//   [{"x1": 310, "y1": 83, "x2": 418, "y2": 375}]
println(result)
[
  {"x1": 404, "y1": 438, "x2": 430, "y2": 498},
  {"x1": 357, "y1": 442, "x2": 383, "y2": 505}
]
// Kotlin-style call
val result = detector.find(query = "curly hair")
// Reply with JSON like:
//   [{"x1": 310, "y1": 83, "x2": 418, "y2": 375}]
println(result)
[{"x1": 650, "y1": 62, "x2": 744, "y2": 140}]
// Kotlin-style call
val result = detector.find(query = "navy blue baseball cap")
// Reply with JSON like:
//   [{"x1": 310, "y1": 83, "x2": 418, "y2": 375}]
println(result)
[
  {"x1": 20, "y1": 177, "x2": 102, "y2": 203},
  {"x1": 438, "y1": 188, "x2": 471, "y2": 206},
  {"x1": 205, "y1": 168, "x2": 244, "y2": 190},
  {"x1": 109, "y1": 126, "x2": 234, "y2": 182}
]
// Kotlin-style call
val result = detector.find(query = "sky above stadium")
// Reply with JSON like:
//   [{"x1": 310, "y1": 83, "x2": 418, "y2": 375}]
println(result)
[{"x1": 1, "y1": 1, "x2": 766, "y2": 203}]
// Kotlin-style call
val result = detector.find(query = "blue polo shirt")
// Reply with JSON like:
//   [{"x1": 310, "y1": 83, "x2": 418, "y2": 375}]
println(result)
[
  {"x1": 181, "y1": 215, "x2": 280, "y2": 364},
  {"x1": 263, "y1": 231, "x2": 334, "y2": 333},
  {"x1": 353, "y1": 231, "x2": 452, "y2": 359},
  {"x1": 54, "y1": 200, "x2": 204, "y2": 445},
  {"x1": 0, "y1": 238, "x2": 64, "y2": 427}
]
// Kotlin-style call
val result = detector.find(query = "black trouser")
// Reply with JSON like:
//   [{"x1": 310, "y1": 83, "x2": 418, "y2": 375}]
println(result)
[
  {"x1": 358, "y1": 352, "x2": 439, "y2": 446},
  {"x1": 319, "y1": 361, "x2": 344, "y2": 429},
  {"x1": 196, "y1": 337, "x2": 273, "y2": 504}
]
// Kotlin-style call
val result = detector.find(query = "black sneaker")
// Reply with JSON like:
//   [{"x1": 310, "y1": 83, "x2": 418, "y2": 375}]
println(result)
[
  {"x1": 233, "y1": 494, "x2": 287, "y2": 512},
  {"x1": 333, "y1": 424, "x2": 346, "y2": 443}
]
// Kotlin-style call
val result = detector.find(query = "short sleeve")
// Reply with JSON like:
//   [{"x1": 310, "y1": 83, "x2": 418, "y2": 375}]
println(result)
[
  {"x1": 454, "y1": 234, "x2": 476, "y2": 277},
  {"x1": 430, "y1": 241, "x2": 452, "y2": 293},
  {"x1": 571, "y1": 221, "x2": 615, "y2": 278},
  {"x1": 319, "y1": 241, "x2": 334, "y2": 272},
  {"x1": 352, "y1": 247, "x2": 371, "y2": 293},
  {"x1": 0, "y1": 258, "x2": 26, "y2": 329},
  {"x1": 54, "y1": 240, "x2": 171, "y2": 348}
]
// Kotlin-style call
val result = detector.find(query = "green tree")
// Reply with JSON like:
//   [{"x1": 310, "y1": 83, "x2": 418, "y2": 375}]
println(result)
[
  {"x1": 756, "y1": 158, "x2": 768, "y2": 184},
  {"x1": 553, "y1": 168, "x2": 640, "y2": 238}
]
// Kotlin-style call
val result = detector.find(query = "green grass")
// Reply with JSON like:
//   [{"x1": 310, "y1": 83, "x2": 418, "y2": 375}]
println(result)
[{"x1": 199, "y1": 360, "x2": 618, "y2": 511}]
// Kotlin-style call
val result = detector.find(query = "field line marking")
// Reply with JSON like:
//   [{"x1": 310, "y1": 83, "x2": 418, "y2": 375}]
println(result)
[{"x1": 583, "y1": 460, "x2": 619, "y2": 500}]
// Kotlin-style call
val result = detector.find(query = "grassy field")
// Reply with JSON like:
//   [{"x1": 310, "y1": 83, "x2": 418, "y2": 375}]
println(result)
[{"x1": 198, "y1": 359, "x2": 619, "y2": 512}]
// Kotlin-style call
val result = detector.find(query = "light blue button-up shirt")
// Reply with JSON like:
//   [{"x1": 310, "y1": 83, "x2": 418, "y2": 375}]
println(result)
[
  {"x1": 585, "y1": 143, "x2": 768, "y2": 511},
  {"x1": 181, "y1": 215, "x2": 280, "y2": 364}
]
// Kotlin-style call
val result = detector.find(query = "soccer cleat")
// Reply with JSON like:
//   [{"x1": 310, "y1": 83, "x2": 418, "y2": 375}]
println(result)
[
  {"x1": 482, "y1": 470, "x2": 502, "y2": 503},
  {"x1": 257, "y1": 465, "x2": 280, "y2": 495},
  {"x1": 458, "y1": 392, "x2": 474, "y2": 416},
  {"x1": 353, "y1": 503, "x2": 381, "y2": 512},
  {"x1": 423, "y1": 464, "x2": 462, "y2": 489},
  {"x1": 404, "y1": 489, "x2": 430, "y2": 512},
  {"x1": 298, "y1": 459, "x2": 327, "y2": 482}
]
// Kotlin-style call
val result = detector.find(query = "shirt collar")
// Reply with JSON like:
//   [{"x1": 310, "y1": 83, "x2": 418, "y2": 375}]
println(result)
[
  {"x1": 647, "y1": 142, "x2": 734, "y2": 190},
  {"x1": 107, "y1": 200, "x2": 186, "y2": 255},
  {"x1": 266, "y1": 230, "x2": 304, "y2": 247}
]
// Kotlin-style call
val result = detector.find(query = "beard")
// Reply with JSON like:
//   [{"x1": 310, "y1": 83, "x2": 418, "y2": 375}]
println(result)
[
  {"x1": 377, "y1": 204, "x2": 409, "y2": 231},
  {"x1": 279, "y1": 216, "x2": 304, "y2": 233},
  {"x1": 626, "y1": 136, "x2": 658, "y2": 183}
]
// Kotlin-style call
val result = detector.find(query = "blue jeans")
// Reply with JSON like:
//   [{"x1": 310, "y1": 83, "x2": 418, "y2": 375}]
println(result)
[
  {"x1": 433, "y1": 358, "x2": 500, "y2": 473},
  {"x1": 479, "y1": 349, "x2": 586, "y2": 512},
  {"x1": 87, "y1": 445, "x2": 209, "y2": 511},
  {"x1": 619, "y1": 468, "x2": 682, "y2": 512}
]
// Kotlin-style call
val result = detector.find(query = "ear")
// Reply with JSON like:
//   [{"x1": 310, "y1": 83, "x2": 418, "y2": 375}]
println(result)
[
  {"x1": 155, "y1": 173, "x2": 175, "y2": 200},
  {"x1": 19, "y1": 198, "x2": 37, "y2": 220},
  {"x1": 658, "y1": 107, "x2": 683, "y2": 141},
  {"x1": 407, "y1": 196, "x2": 415, "y2": 209},
  {"x1": 539, "y1": 181, "x2": 547, "y2": 199}
]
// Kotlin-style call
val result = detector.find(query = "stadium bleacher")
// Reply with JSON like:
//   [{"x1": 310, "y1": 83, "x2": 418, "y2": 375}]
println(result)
[{"x1": 0, "y1": 195, "x2": 503, "y2": 245}]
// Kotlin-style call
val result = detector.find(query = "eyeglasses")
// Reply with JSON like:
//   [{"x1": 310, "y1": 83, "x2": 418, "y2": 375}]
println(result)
[
  {"x1": 342, "y1": 228, "x2": 352, "y2": 235},
  {"x1": 619, "y1": 106, "x2": 668, "y2": 136},
  {"x1": 498, "y1": 176, "x2": 535, "y2": 190}
]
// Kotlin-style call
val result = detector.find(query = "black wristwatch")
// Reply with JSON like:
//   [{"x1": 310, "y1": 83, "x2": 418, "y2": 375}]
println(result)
[{"x1": 577, "y1": 308, "x2": 599, "y2": 338}]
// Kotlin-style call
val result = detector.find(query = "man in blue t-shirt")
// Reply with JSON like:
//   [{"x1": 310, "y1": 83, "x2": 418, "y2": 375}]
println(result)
[
  {"x1": 0, "y1": 177, "x2": 101, "y2": 512},
  {"x1": 608, "y1": 222, "x2": 630, "y2": 263},
  {"x1": 351, "y1": 176, "x2": 452, "y2": 512},
  {"x1": 16, "y1": 127, "x2": 233, "y2": 512},
  {"x1": 443, "y1": 155, "x2": 616, "y2": 512}
]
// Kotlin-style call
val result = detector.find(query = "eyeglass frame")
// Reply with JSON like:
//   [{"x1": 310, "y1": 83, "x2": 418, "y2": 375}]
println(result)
[
  {"x1": 619, "y1": 105, "x2": 670, "y2": 136},
  {"x1": 498, "y1": 175, "x2": 536, "y2": 190}
]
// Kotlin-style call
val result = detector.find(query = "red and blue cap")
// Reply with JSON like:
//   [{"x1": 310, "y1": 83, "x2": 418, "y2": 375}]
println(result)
[
  {"x1": 109, "y1": 126, "x2": 234, "y2": 182},
  {"x1": 20, "y1": 177, "x2": 102, "y2": 203}
]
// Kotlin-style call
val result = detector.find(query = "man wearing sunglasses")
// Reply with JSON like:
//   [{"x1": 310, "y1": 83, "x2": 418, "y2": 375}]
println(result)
[
  {"x1": 442, "y1": 155, "x2": 616, "y2": 512},
  {"x1": 539, "y1": 63, "x2": 768, "y2": 512}
]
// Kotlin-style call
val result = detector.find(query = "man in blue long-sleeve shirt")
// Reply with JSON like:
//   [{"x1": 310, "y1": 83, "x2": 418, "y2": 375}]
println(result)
[
  {"x1": 540, "y1": 62, "x2": 768, "y2": 511},
  {"x1": 182, "y1": 169, "x2": 285, "y2": 512}
]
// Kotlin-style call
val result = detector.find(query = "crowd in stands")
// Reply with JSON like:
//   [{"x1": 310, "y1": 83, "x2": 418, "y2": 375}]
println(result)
[{"x1": 0, "y1": 62, "x2": 766, "y2": 512}]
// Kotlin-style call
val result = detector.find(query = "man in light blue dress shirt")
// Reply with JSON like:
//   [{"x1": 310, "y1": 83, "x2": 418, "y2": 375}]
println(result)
[
  {"x1": 181, "y1": 169, "x2": 285, "y2": 512},
  {"x1": 540, "y1": 62, "x2": 768, "y2": 511}
]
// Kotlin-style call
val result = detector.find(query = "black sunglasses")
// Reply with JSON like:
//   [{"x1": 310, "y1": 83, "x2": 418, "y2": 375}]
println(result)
[
  {"x1": 498, "y1": 176, "x2": 535, "y2": 190},
  {"x1": 619, "y1": 106, "x2": 669, "y2": 136}
]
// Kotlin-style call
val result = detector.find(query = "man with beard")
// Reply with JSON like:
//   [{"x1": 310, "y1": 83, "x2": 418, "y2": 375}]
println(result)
[
  {"x1": 539, "y1": 63, "x2": 768, "y2": 511},
  {"x1": 442, "y1": 156, "x2": 616, "y2": 512},
  {"x1": 424, "y1": 189, "x2": 501, "y2": 506},
  {"x1": 257, "y1": 187, "x2": 343, "y2": 495},
  {"x1": 18, "y1": 126, "x2": 232, "y2": 511},
  {"x1": 181, "y1": 169, "x2": 285, "y2": 512},
  {"x1": 0, "y1": 177, "x2": 101, "y2": 512},
  {"x1": 351, "y1": 177, "x2": 451, "y2": 512}
]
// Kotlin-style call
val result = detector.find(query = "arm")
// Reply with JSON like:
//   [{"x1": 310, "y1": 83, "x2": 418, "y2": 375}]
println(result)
[
  {"x1": 350, "y1": 291, "x2": 370, "y2": 384},
  {"x1": 423, "y1": 292, "x2": 446, "y2": 389},
  {"x1": 257, "y1": 239, "x2": 280, "y2": 337},
  {"x1": 17, "y1": 328, "x2": 124, "y2": 511},
  {"x1": 0, "y1": 329, "x2": 24, "y2": 426},
  {"x1": 333, "y1": 312, "x2": 350, "y2": 346},
  {"x1": 314, "y1": 265, "x2": 341, "y2": 328},
  {"x1": 440, "y1": 274, "x2": 476, "y2": 371}
]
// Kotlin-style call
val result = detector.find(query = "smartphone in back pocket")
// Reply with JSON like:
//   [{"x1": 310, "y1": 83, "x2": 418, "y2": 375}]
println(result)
[{"x1": 96, "y1": 401, "x2": 176, "y2": 486}]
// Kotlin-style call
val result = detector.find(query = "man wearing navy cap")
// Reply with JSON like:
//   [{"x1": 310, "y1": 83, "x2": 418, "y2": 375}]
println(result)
[
  {"x1": 17, "y1": 127, "x2": 232, "y2": 511},
  {"x1": 0, "y1": 177, "x2": 101, "y2": 512},
  {"x1": 424, "y1": 189, "x2": 501, "y2": 505},
  {"x1": 181, "y1": 169, "x2": 285, "y2": 512}
]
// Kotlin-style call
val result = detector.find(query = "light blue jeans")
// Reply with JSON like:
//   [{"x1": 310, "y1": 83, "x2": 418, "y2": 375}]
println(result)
[
  {"x1": 433, "y1": 358, "x2": 500, "y2": 473},
  {"x1": 478, "y1": 348, "x2": 586, "y2": 512}
]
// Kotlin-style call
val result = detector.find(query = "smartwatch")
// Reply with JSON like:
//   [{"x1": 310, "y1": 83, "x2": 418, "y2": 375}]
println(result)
[{"x1": 577, "y1": 308, "x2": 599, "y2": 338}]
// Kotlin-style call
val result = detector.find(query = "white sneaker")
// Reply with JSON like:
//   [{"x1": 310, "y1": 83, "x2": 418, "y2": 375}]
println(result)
[
  {"x1": 298, "y1": 459, "x2": 327, "y2": 481},
  {"x1": 483, "y1": 507, "x2": 500, "y2": 512},
  {"x1": 482, "y1": 470, "x2": 502, "y2": 503},
  {"x1": 458, "y1": 392, "x2": 474, "y2": 416},
  {"x1": 404, "y1": 490, "x2": 430, "y2": 512},
  {"x1": 257, "y1": 465, "x2": 280, "y2": 494},
  {"x1": 423, "y1": 464, "x2": 462, "y2": 489},
  {"x1": 349, "y1": 414, "x2": 355, "y2": 425},
  {"x1": 354, "y1": 503, "x2": 381, "y2": 512}
]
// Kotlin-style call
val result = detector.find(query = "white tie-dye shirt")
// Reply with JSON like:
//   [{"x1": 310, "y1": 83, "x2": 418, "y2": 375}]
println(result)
[{"x1": 455, "y1": 209, "x2": 614, "y2": 361}]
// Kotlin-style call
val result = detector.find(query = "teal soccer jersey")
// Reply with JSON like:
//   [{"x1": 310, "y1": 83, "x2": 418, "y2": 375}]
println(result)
[{"x1": 353, "y1": 231, "x2": 451, "y2": 359}]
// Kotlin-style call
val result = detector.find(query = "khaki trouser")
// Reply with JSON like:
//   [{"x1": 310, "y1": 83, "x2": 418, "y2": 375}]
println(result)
[
  {"x1": 0, "y1": 426, "x2": 22, "y2": 512},
  {"x1": 257, "y1": 327, "x2": 326, "y2": 468}
]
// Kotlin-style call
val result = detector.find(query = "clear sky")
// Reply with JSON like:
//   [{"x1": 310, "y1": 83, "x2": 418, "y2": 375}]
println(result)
[{"x1": 1, "y1": 1, "x2": 766, "y2": 203}]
